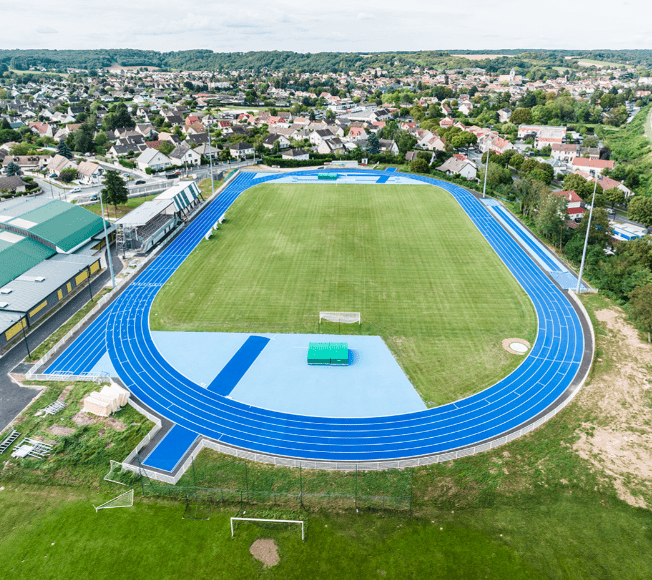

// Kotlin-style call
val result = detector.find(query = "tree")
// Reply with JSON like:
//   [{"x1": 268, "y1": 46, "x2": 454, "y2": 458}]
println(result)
[
  {"x1": 101, "y1": 169, "x2": 128, "y2": 218},
  {"x1": 410, "y1": 158, "x2": 429, "y2": 173},
  {"x1": 629, "y1": 284, "x2": 652, "y2": 342},
  {"x1": 6, "y1": 161, "x2": 20, "y2": 176},
  {"x1": 627, "y1": 196, "x2": 652, "y2": 227},
  {"x1": 509, "y1": 108, "x2": 532, "y2": 124},
  {"x1": 59, "y1": 167, "x2": 78, "y2": 183},
  {"x1": 574, "y1": 207, "x2": 611, "y2": 248},
  {"x1": 218, "y1": 149, "x2": 232, "y2": 162},
  {"x1": 515, "y1": 176, "x2": 548, "y2": 218},
  {"x1": 604, "y1": 186, "x2": 625, "y2": 207},
  {"x1": 157, "y1": 141, "x2": 174, "y2": 156},
  {"x1": 536, "y1": 191, "x2": 567, "y2": 247},
  {"x1": 73, "y1": 123, "x2": 95, "y2": 153},
  {"x1": 366, "y1": 132, "x2": 380, "y2": 155},
  {"x1": 57, "y1": 140, "x2": 73, "y2": 159}
]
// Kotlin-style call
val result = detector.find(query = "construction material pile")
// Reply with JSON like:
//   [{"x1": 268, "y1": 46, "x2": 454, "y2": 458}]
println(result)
[{"x1": 83, "y1": 383, "x2": 130, "y2": 417}]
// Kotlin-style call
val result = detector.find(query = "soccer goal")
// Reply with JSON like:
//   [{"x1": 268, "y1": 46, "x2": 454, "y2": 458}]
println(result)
[
  {"x1": 319, "y1": 312, "x2": 361, "y2": 325},
  {"x1": 93, "y1": 489, "x2": 134, "y2": 513},
  {"x1": 230, "y1": 517, "x2": 305, "y2": 541}
]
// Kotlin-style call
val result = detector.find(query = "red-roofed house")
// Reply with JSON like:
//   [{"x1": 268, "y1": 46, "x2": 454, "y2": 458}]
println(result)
[
  {"x1": 554, "y1": 190, "x2": 586, "y2": 220},
  {"x1": 185, "y1": 115, "x2": 201, "y2": 126},
  {"x1": 571, "y1": 157, "x2": 615, "y2": 176},
  {"x1": 439, "y1": 117, "x2": 454, "y2": 128},
  {"x1": 28, "y1": 122, "x2": 54, "y2": 138},
  {"x1": 591, "y1": 175, "x2": 632, "y2": 197},
  {"x1": 490, "y1": 137, "x2": 514, "y2": 154}
]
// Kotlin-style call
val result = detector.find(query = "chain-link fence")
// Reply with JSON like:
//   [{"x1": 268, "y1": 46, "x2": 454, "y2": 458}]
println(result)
[{"x1": 133, "y1": 453, "x2": 413, "y2": 512}]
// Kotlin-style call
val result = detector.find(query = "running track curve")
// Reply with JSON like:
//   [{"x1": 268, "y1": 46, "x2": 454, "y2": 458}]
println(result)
[{"x1": 47, "y1": 170, "x2": 587, "y2": 463}]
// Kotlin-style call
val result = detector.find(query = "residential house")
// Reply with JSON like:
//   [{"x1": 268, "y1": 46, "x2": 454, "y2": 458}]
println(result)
[
  {"x1": 262, "y1": 134, "x2": 290, "y2": 150},
  {"x1": 439, "y1": 117, "x2": 454, "y2": 128},
  {"x1": 77, "y1": 160, "x2": 104, "y2": 185},
  {"x1": 378, "y1": 139, "x2": 399, "y2": 156},
  {"x1": 347, "y1": 126, "x2": 368, "y2": 141},
  {"x1": 438, "y1": 157, "x2": 477, "y2": 180},
  {"x1": 137, "y1": 148, "x2": 172, "y2": 172},
  {"x1": 498, "y1": 108, "x2": 512, "y2": 123},
  {"x1": 551, "y1": 143, "x2": 580, "y2": 163},
  {"x1": 317, "y1": 138, "x2": 346, "y2": 155},
  {"x1": 193, "y1": 143, "x2": 218, "y2": 161},
  {"x1": 309, "y1": 129, "x2": 335, "y2": 146},
  {"x1": 571, "y1": 157, "x2": 615, "y2": 177},
  {"x1": 229, "y1": 141, "x2": 254, "y2": 158},
  {"x1": 46, "y1": 154, "x2": 77, "y2": 176},
  {"x1": 281, "y1": 149, "x2": 310, "y2": 161},
  {"x1": 4, "y1": 155, "x2": 50, "y2": 173},
  {"x1": 592, "y1": 175, "x2": 632, "y2": 198},
  {"x1": 169, "y1": 143, "x2": 201, "y2": 167},
  {"x1": 553, "y1": 190, "x2": 586, "y2": 221},
  {"x1": 28, "y1": 122, "x2": 55, "y2": 138},
  {"x1": 0, "y1": 175, "x2": 28, "y2": 193},
  {"x1": 186, "y1": 133, "x2": 210, "y2": 146}
]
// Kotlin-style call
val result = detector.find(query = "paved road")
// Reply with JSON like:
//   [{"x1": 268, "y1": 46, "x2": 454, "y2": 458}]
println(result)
[{"x1": 0, "y1": 246, "x2": 123, "y2": 433}]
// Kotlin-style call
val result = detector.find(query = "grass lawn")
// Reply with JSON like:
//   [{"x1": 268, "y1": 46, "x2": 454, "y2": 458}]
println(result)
[
  {"x1": 150, "y1": 183, "x2": 536, "y2": 406},
  {"x1": 84, "y1": 195, "x2": 159, "y2": 220},
  {"x1": 1, "y1": 485, "x2": 650, "y2": 580}
]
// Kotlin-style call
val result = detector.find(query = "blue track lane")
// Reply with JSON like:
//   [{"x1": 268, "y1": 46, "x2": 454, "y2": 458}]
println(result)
[{"x1": 46, "y1": 170, "x2": 585, "y2": 462}]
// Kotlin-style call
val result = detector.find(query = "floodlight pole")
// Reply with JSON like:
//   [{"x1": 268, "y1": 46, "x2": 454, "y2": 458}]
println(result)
[
  {"x1": 208, "y1": 129, "x2": 215, "y2": 197},
  {"x1": 481, "y1": 149, "x2": 489, "y2": 199},
  {"x1": 99, "y1": 187, "x2": 116, "y2": 289},
  {"x1": 21, "y1": 316, "x2": 30, "y2": 358},
  {"x1": 575, "y1": 178, "x2": 598, "y2": 294}
]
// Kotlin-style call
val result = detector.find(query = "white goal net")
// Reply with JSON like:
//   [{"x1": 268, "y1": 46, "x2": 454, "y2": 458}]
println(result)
[
  {"x1": 93, "y1": 489, "x2": 134, "y2": 513},
  {"x1": 319, "y1": 312, "x2": 361, "y2": 325}
]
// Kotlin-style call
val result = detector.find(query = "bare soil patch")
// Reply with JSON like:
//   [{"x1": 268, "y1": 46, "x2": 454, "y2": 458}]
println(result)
[
  {"x1": 573, "y1": 306, "x2": 652, "y2": 508},
  {"x1": 502, "y1": 338, "x2": 530, "y2": 355},
  {"x1": 47, "y1": 425, "x2": 76, "y2": 437},
  {"x1": 250, "y1": 538, "x2": 280, "y2": 567},
  {"x1": 57, "y1": 386, "x2": 74, "y2": 403},
  {"x1": 71, "y1": 411, "x2": 98, "y2": 427}
]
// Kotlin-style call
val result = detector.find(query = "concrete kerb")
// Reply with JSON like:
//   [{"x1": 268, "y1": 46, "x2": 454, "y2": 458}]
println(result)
[{"x1": 26, "y1": 172, "x2": 240, "y2": 381}]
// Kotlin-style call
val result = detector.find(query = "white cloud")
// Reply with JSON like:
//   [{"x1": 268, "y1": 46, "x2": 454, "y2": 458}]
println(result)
[{"x1": 0, "y1": 0, "x2": 651, "y2": 52}]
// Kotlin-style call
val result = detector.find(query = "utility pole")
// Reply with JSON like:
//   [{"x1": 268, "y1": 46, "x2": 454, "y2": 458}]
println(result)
[
  {"x1": 482, "y1": 150, "x2": 489, "y2": 199},
  {"x1": 208, "y1": 128, "x2": 215, "y2": 198},
  {"x1": 99, "y1": 187, "x2": 115, "y2": 289},
  {"x1": 21, "y1": 317, "x2": 30, "y2": 358},
  {"x1": 576, "y1": 178, "x2": 599, "y2": 294}
]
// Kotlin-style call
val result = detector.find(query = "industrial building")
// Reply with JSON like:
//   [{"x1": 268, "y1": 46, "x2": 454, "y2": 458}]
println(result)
[{"x1": 0, "y1": 197, "x2": 110, "y2": 350}]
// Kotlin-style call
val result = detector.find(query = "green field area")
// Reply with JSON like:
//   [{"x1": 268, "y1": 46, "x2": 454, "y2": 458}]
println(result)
[
  {"x1": 1, "y1": 485, "x2": 650, "y2": 580},
  {"x1": 150, "y1": 183, "x2": 536, "y2": 406}
]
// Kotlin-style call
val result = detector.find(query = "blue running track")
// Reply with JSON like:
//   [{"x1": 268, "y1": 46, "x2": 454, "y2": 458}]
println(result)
[
  {"x1": 207, "y1": 336, "x2": 270, "y2": 395},
  {"x1": 46, "y1": 169, "x2": 587, "y2": 464}
]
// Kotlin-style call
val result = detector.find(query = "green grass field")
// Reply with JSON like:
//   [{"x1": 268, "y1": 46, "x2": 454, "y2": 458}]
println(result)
[
  {"x1": 1, "y1": 484, "x2": 651, "y2": 580},
  {"x1": 150, "y1": 183, "x2": 536, "y2": 406}
]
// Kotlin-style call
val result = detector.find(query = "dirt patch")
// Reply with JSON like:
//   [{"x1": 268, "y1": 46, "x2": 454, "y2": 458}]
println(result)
[
  {"x1": 250, "y1": 539, "x2": 279, "y2": 568},
  {"x1": 71, "y1": 411, "x2": 98, "y2": 427},
  {"x1": 573, "y1": 305, "x2": 652, "y2": 509},
  {"x1": 47, "y1": 425, "x2": 76, "y2": 437},
  {"x1": 57, "y1": 386, "x2": 74, "y2": 403},
  {"x1": 105, "y1": 417, "x2": 126, "y2": 432}
]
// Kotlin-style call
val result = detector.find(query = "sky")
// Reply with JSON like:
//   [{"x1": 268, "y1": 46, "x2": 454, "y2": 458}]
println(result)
[{"x1": 4, "y1": 0, "x2": 652, "y2": 52}]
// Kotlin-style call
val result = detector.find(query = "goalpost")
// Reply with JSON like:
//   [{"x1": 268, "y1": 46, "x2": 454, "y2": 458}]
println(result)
[
  {"x1": 93, "y1": 489, "x2": 134, "y2": 513},
  {"x1": 230, "y1": 517, "x2": 305, "y2": 541}
]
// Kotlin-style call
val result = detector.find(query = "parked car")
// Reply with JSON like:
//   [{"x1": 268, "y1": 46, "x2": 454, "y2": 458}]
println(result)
[
  {"x1": 135, "y1": 180, "x2": 146, "y2": 185},
  {"x1": 70, "y1": 187, "x2": 82, "y2": 193}
]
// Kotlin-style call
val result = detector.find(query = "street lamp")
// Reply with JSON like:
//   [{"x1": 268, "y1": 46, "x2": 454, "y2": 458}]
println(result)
[
  {"x1": 99, "y1": 188, "x2": 116, "y2": 289},
  {"x1": 481, "y1": 150, "x2": 489, "y2": 199},
  {"x1": 575, "y1": 178, "x2": 598, "y2": 294},
  {"x1": 207, "y1": 129, "x2": 215, "y2": 197}
]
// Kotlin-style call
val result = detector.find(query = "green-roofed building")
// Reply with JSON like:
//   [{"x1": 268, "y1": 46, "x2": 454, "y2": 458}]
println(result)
[{"x1": 0, "y1": 234, "x2": 55, "y2": 288}]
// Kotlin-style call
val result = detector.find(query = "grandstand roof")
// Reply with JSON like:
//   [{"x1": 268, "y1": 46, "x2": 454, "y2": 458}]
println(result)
[
  {"x1": 0, "y1": 198, "x2": 107, "y2": 253},
  {"x1": 115, "y1": 199, "x2": 173, "y2": 228}
]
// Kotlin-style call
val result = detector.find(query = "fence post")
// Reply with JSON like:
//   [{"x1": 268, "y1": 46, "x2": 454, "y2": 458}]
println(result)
[
  {"x1": 244, "y1": 462, "x2": 248, "y2": 500},
  {"x1": 299, "y1": 465, "x2": 303, "y2": 509},
  {"x1": 138, "y1": 454, "x2": 145, "y2": 496},
  {"x1": 355, "y1": 464, "x2": 358, "y2": 509}
]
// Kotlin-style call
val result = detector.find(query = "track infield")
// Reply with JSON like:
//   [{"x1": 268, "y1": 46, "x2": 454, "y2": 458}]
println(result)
[{"x1": 150, "y1": 183, "x2": 536, "y2": 407}]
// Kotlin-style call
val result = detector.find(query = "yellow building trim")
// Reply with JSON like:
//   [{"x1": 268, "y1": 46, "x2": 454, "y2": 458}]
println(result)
[
  {"x1": 67, "y1": 282, "x2": 72, "y2": 293},
  {"x1": 5, "y1": 319, "x2": 27, "y2": 341},
  {"x1": 75, "y1": 270, "x2": 88, "y2": 285},
  {"x1": 57, "y1": 289, "x2": 63, "y2": 300},
  {"x1": 90, "y1": 261, "x2": 100, "y2": 274},
  {"x1": 29, "y1": 301, "x2": 48, "y2": 318}
]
